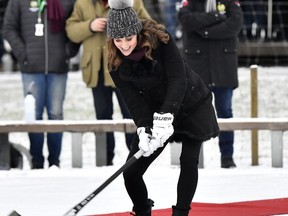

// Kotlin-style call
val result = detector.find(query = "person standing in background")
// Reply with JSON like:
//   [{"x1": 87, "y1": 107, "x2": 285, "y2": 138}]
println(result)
[
  {"x1": 178, "y1": 0, "x2": 243, "y2": 168},
  {"x1": 66, "y1": 0, "x2": 151, "y2": 165},
  {"x1": 3, "y1": 0, "x2": 79, "y2": 169},
  {"x1": 1, "y1": 0, "x2": 19, "y2": 72},
  {"x1": 0, "y1": 0, "x2": 8, "y2": 71}
]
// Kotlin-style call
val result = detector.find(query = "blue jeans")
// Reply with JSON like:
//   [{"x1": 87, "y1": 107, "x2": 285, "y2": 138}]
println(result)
[
  {"x1": 165, "y1": 0, "x2": 178, "y2": 39},
  {"x1": 212, "y1": 87, "x2": 234, "y2": 159},
  {"x1": 22, "y1": 72, "x2": 67, "y2": 168},
  {"x1": 92, "y1": 71, "x2": 134, "y2": 165}
]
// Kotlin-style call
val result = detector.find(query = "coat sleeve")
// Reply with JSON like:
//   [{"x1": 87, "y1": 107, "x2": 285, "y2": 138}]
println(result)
[
  {"x1": 196, "y1": 1, "x2": 243, "y2": 39},
  {"x1": 178, "y1": 5, "x2": 226, "y2": 33},
  {"x1": 65, "y1": 0, "x2": 95, "y2": 43},
  {"x1": 3, "y1": 0, "x2": 26, "y2": 62}
]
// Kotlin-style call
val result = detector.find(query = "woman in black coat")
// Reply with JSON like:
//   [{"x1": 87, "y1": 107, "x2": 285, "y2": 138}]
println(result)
[{"x1": 106, "y1": 0, "x2": 219, "y2": 215}]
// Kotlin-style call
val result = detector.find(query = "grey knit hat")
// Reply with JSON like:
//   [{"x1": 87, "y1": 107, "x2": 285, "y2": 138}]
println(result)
[{"x1": 107, "y1": 0, "x2": 142, "y2": 39}]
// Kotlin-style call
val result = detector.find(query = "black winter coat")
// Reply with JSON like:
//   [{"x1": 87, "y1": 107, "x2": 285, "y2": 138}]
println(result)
[
  {"x1": 0, "y1": 0, "x2": 8, "y2": 31},
  {"x1": 3, "y1": 0, "x2": 79, "y2": 73},
  {"x1": 110, "y1": 35, "x2": 219, "y2": 142},
  {"x1": 178, "y1": 0, "x2": 243, "y2": 89}
]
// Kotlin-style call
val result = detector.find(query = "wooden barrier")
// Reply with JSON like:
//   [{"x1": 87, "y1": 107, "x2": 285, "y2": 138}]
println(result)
[
  {"x1": 0, "y1": 118, "x2": 287, "y2": 169},
  {"x1": 0, "y1": 119, "x2": 135, "y2": 169}
]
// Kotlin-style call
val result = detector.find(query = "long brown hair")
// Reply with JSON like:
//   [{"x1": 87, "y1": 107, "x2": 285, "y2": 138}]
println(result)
[{"x1": 107, "y1": 19, "x2": 169, "y2": 70}]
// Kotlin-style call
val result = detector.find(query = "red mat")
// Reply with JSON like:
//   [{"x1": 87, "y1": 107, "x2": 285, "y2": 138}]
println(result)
[{"x1": 89, "y1": 198, "x2": 288, "y2": 216}]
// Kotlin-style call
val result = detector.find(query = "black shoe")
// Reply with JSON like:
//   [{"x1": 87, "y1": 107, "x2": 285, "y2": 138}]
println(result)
[
  {"x1": 221, "y1": 157, "x2": 236, "y2": 168},
  {"x1": 131, "y1": 199, "x2": 154, "y2": 216},
  {"x1": 32, "y1": 163, "x2": 44, "y2": 169},
  {"x1": 172, "y1": 205, "x2": 190, "y2": 216}
]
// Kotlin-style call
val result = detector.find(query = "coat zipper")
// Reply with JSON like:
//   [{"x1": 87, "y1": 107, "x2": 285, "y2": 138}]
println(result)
[{"x1": 44, "y1": 8, "x2": 48, "y2": 74}]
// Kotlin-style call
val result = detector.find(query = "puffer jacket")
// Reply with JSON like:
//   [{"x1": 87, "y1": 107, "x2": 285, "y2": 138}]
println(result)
[
  {"x1": 66, "y1": 0, "x2": 151, "y2": 87},
  {"x1": 110, "y1": 33, "x2": 219, "y2": 142},
  {"x1": 0, "y1": 0, "x2": 8, "y2": 31},
  {"x1": 3, "y1": 0, "x2": 79, "y2": 73},
  {"x1": 178, "y1": 0, "x2": 243, "y2": 89}
]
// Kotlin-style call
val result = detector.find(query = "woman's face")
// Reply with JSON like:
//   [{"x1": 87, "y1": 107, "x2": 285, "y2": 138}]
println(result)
[{"x1": 113, "y1": 35, "x2": 138, "y2": 56}]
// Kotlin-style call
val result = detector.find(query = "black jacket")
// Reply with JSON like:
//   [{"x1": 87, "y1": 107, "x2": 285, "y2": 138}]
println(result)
[
  {"x1": 110, "y1": 35, "x2": 219, "y2": 142},
  {"x1": 178, "y1": 0, "x2": 243, "y2": 88},
  {"x1": 0, "y1": 0, "x2": 8, "y2": 31},
  {"x1": 3, "y1": 0, "x2": 79, "y2": 73}
]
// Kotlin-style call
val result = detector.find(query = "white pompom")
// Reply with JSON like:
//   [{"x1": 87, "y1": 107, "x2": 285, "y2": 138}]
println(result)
[{"x1": 108, "y1": 0, "x2": 133, "y2": 9}]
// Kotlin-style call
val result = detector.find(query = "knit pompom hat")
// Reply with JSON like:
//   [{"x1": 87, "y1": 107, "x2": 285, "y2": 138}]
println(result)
[{"x1": 107, "y1": 0, "x2": 142, "y2": 38}]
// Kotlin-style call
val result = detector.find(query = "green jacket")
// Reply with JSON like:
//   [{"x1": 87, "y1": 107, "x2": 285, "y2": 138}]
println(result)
[{"x1": 66, "y1": 0, "x2": 151, "y2": 87}]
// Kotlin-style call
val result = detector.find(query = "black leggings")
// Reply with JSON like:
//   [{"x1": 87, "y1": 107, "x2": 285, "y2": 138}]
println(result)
[{"x1": 123, "y1": 136, "x2": 202, "y2": 211}]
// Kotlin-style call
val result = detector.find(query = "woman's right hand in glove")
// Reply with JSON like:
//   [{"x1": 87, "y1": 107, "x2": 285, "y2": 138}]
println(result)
[{"x1": 137, "y1": 127, "x2": 156, "y2": 157}]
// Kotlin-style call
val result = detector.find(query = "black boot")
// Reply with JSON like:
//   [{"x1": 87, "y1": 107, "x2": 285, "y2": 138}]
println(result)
[
  {"x1": 221, "y1": 157, "x2": 236, "y2": 168},
  {"x1": 131, "y1": 199, "x2": 154, "y2": 216},
  {"x1": 172, "y1": 205, "x2": 190, "y2": 216}
]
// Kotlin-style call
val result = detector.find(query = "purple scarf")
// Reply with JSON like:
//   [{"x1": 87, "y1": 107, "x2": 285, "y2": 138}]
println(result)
[
  {"x1": 125, "y1": 48, "x2": 146, "y2": 62},
  {"x1": 47, "y1": 0, "x2": 65, "y2": 33}
]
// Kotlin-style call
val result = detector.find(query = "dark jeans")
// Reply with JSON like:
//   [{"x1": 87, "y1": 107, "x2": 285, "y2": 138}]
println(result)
[
  {"x1": 91, "y1": 73, "x2": 134, "y2": 165},
  {"x1": 212, "y1": 87, "x2": 234, "y2": 159},
  {"x1": 124, "y1": 136, "x2": 202, "y2": 211},
  {"x1": 29, "y1": 133, "x2": 62, "y2": 168}
]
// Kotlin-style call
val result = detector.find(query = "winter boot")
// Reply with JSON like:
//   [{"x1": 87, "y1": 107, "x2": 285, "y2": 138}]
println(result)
[
  {"x1": 221, "y1": 157, "x2": 236, "y2": 168},
  {"x1": 172, "y1": 205, "x2": 190, "y2": 216},
  {"x1": 131, "y1": 199, "x2": 154, "y2": 216}
]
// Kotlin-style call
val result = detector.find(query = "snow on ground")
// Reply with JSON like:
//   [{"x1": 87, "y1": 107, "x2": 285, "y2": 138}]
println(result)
[
  {"x1": 1, "y1": 165, "x2": 288, "y2": 216},
  {"x1": 0, "y1": 67, "x2": 288, "y2": 216}
]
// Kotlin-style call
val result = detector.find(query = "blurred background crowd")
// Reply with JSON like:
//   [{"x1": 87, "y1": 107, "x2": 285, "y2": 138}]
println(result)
[{"x1": 0, "y1": 0, "x2": 288, "y2": 72}]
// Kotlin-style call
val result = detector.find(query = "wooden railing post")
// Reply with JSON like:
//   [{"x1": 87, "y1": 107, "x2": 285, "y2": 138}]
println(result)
[{"x1": 250, "y1": 65, "x2": 259, "y2": 165}]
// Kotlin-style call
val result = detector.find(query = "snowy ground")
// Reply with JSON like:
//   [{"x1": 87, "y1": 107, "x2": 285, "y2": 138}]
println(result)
[
  {"x1": 0, "y1": 67, "x2": 288, "y2": 216},
  {"x1": 1, "y1": 165, "x2": 288, "y2": 216}
]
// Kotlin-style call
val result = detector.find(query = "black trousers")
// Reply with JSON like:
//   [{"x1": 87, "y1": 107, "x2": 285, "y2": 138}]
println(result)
[{"x1": 123, "y1": 135, "x2": 202, "y2": 211}]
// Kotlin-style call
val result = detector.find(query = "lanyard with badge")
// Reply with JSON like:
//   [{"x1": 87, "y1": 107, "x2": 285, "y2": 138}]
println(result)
[{"x1": 35, "y1": 0, "x2": 46, "y2": 36}]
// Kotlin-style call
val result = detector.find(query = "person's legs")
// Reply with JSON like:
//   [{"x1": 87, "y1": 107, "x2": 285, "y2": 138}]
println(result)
[
  {"x1": 240, "y1": 0, "x2": 254, "y2": 40},
  {"x1": 173, "y1": 137, "x2": 202, "y2": 215},
  {"x1": 123, "y1": 136, "x2": 165, "y2": 214},
  {"x1": 92, "y1": 82, "x2": 115, "y2": 165},
  {"x1": 114, "y1": 88, "x2": 135, "y2": 150},
  {"x1": 165, "y1": 0, "x2": 178, "y2": 39},
  {"x1": 254, "y1": 0, "x2": 267, "y2": 40},
  {"x1": 46, "y1": 73, "x2": 67, "y2": 167},
  {"x1": 22, "y1": 73, "x2": 46, "y2": 168},
  {"x1": 212, "y1": 87, "x2": 236, "y2": 168}
]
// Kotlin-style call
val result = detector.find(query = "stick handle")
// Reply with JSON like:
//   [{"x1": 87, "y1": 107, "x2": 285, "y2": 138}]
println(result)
[{"x1": 63, "y1": 149, "x2": 144, "y2": 216}]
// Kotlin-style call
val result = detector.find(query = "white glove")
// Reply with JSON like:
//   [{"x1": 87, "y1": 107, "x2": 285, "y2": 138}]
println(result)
[
  {"x1": 137, "y1": 127, "x2": 156, "y2": 157},
  {"x1": 150, "y1": 112, "x2": 174, "y2": 148}
]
